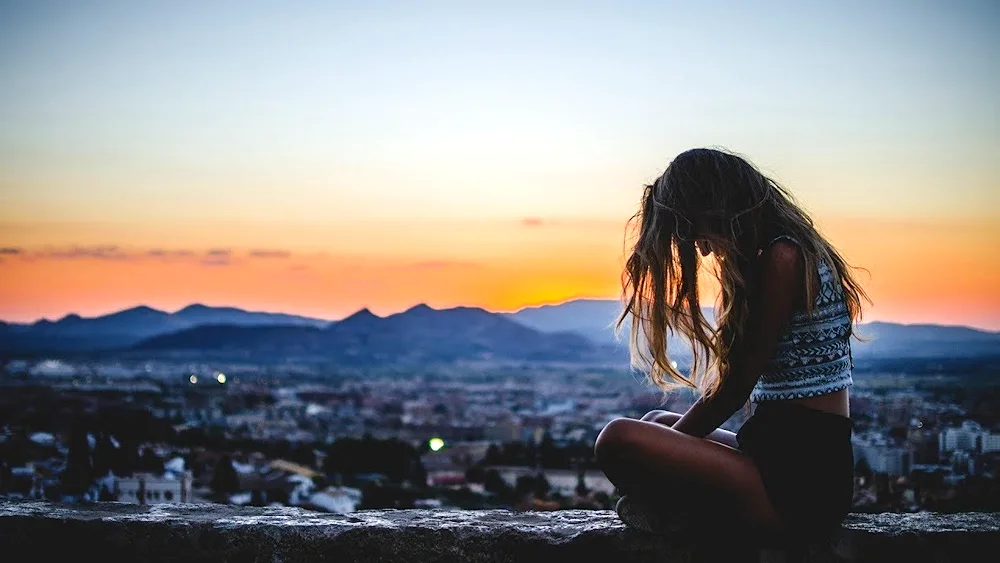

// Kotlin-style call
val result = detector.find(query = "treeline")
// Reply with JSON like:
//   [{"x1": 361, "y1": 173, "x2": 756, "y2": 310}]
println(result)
[{"x1": 481, "y1": 435, "x2": 598, "y2": 470}]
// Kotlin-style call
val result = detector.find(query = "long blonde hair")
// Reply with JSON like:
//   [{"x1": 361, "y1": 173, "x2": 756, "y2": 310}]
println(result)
[{"x1": 617, "y1": 148, "x2": 869, "y2": 398}]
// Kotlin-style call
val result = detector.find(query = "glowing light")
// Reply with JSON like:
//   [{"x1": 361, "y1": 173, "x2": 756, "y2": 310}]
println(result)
[
  {"x1": 216, "y1": 373, "x2": 227, "y2": 384},
  {"x1": 670, "y1": 361, "x2": 678, "y2": 370},
  {"x1": 428, "y1": 437, "x2": 444, "y2": 452},
  {"x1": 188, "y1": 375, "x2": 197, "y2": 384}
]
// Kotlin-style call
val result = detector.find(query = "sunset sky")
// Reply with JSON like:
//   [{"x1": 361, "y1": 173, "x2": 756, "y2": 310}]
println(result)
[{"x1": 1, "y1": 1, "x2": 998, "y2": 329}]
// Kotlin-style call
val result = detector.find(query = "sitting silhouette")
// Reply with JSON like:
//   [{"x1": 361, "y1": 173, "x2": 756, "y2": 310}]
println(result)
[{"x1": 595, "y1": 147, "x2": 868, "y2": 541}]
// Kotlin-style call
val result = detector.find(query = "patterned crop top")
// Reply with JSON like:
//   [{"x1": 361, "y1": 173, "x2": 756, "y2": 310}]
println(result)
[{"x1": 749, "y1": 236, "x2": 854, "y2": 403}]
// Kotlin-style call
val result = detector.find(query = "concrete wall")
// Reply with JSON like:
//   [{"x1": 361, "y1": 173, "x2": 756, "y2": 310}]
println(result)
[{"x1": 0, "y1": 500, "x2": 998, "y2": 562}]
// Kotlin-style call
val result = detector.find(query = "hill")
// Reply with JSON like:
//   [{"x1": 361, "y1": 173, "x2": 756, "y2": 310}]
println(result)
[
  {"x1": 0, "y1": 304, "x2": 329, "y2": 354},
  {"x1": 508, "y1": 299, "x2": 1000, "y2": 360},
  {"x1": 131, "y1": 304, "x2": 599, "y2": 365}
]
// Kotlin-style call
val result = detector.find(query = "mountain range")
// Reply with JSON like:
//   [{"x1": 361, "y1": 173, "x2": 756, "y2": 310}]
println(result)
[
  {"x1": 1, "y1": 299, "x2": 998, "y2": 364},
  {"x1": 0, "y1": 303, "x2": 599, "y2": 365},
  {"x1": 0, "y1": 304, "x2": 326, "y2": 354},
  {"x1": 507, "y1": 299, "x2": 1000, "y2": 360}
]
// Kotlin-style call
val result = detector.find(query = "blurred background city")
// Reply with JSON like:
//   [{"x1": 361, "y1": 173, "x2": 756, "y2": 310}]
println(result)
[{"x1": 1, "y1": 2, "x2": 998, "y2": 516}]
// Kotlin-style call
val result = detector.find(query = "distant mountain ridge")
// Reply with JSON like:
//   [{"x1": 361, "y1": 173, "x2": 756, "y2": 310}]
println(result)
[
  {"x1": 508, "y1": 299, "x2": 1000, "y2": 360},
  {"x1": 504, "y1": 299, "x2": 715, "y2": 357},
  {"x1": 132, "y1": 304, "x2": 599, "y2": 365},
  {"x1": 0, "y1": 304, "x2": 328, "y2": 353},
  {"x1": 1, "y1": 299, "x2": 997, "y2": 363},
  {"x1": 0, "y1": 303, "x2": 600, "y2": 365}
]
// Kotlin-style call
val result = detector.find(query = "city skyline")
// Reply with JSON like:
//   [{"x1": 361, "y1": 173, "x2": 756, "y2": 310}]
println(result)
[{"x1": 2, "y1": 1, "x2": 998, "y2": 329}]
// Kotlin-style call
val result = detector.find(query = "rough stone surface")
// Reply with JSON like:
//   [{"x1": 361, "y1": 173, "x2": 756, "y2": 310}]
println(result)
[{"x1": 0, "y1": 500, "x2": 998, "y2": 562}]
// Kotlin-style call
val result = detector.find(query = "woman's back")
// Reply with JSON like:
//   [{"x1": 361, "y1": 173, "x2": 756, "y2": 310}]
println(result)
[{"x1": 751, "y1": 235, "x2": 854, "y2": 417}]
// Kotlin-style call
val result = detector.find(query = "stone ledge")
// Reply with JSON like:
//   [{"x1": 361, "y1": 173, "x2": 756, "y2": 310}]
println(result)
[{"x1": 0, "y1": 501, "x2": 998, "y2": 563}]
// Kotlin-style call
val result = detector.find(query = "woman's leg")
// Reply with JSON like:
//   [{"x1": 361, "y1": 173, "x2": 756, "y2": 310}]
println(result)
[
  {"x1": 640, "y1": 410, "x2": 739, "y2": 449},
  {"x1": 595, "y1": 417, "x2": 783, "y2": 536}
]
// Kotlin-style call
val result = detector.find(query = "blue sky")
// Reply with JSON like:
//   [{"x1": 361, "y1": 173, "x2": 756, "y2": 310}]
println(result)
[
  {"x1": 2, "y1": 0, "x2": 996, "y2": 223},
  {"x1": 1, "y1": 1, "x2": 998, "y2": 327}
]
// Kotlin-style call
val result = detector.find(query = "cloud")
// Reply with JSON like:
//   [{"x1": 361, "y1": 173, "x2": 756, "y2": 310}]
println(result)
[
  {"x1": 405, "y1": 260, "x2": 481, "y2": 271},
  {"x1": 7, "y1": 245, "x2": 306, "y2": 267},
  {"x1": 520, "y1": 217, "x2": 626, "y2": 230},
  {"x1": 147, "y1": 249, "x2": 196, "y2": 259},
  {"x1": 8, "y1": 246, "x2": 297, "y2": 267},
  {"x1": 44, "y1": 245, "x2": 132, "y2": 261},
  {"x1": 249, "y1": 249, "x2": 292, "y2": 259},
  {"x1": 200, "y1": 255, "x2": 232, "y2": 267}
]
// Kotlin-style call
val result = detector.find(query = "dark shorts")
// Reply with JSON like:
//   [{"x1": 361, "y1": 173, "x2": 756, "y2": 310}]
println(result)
[{"x1": 737, "y1": 401, "x2": 854, "y2": 536}]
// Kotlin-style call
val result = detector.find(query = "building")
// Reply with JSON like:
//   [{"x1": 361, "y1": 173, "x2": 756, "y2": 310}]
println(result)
[
  {"x1": 939, "y1": 421, "x2": 982, "y2": 454},
  {"x1": 116, "y1": 472, "x2": 193, "y2": 504},
  {"x1": 981, "y1": 431, "x2": 1000, "y2": 454},
  {"x1": 939, "y1": 421, "x2": 1000, "y2": 454},
  {"x1": 854, "y1": 439, "x2": 913, "y2": 476}
]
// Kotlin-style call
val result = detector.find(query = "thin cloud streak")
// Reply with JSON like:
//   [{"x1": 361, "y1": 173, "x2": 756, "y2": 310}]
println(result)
[
  {"x1": 405, "y1": 260, "x2": 481, "y2": 271},
  {"x1": 520, "y1": 217, "x2": 625, "y2": 229},
  {"x1": 200, "y1": 256, "x2": 232, "y2": 267},
  {"x1": 45, "y1": 245, "x2": 131, "y2": 261},
  {"x1": 146, "y1": 249, "x2": 196, "y2": 259},
  {"x1": 249, "y1": 249, "x2": 292, "y2": 258},
  {"x1": 9, "y1": 246, "x2": 289, "y2": 265}
]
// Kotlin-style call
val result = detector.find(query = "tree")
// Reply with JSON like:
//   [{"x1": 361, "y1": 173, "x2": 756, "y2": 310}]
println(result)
[
  {"x1": 92, "y1": 433, "x2": 117, "y2": 477},
  {"x1": 856, "y1": 457, "x2": 873, "y2": 479},
  {"x1": 515, "y1": 475, "x2": 536, "y2": 499},
  {"x1": 484, "y1": 444, "x2": 501, "y2": 466},
  {"x1": 539, "y1": 433, "x2": 557, "y2": 468},
  {"x1": 0, "y1": 461, "x2": 11, "y2": 494},
  {"x1": 115, "y1": 436, "x2": 140, "y2": 477},
  {"x1": 483, "y1": 469, "x2": 509, "y2": 496},
  {"x1": 533, "y1": 472, "x2": 550, "y2": 499},
  {"x1": 575, "y1": 468, "x2": 589, "y2": 497},
  {"x1": 464, "y1": 465, "x2": 485, "y2": 483},
  {"x1": 138, "y1": 448, "x2": 165, "y2": 475},
  {"x1": 60, "y1": 428, "x2": 92, "y2": 497},
  {"x1": 210, "y1": 455, "x2": 240, "y2": 496}
]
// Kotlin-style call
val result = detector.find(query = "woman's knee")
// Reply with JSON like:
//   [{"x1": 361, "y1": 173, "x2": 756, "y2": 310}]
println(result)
[
  {"x1": 641, "y1": 410, "x2": 680, "y2": 425},
  {"x1": 595, "y1": 417, "x2": 641, "y2": 462}
]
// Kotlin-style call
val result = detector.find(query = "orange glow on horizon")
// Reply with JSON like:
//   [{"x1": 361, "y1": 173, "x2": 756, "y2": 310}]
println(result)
[{"x1": 1, "y1": 216, "x2": 998, "y2": 330}]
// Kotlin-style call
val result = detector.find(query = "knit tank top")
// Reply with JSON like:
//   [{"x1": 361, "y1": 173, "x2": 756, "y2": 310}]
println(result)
[{"x1": 749, "y1": 236, "x2": 854, "y2": 403}]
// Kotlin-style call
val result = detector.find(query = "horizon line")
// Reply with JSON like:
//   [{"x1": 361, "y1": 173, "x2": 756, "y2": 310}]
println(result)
[{"x1": 3, "y1": 299, "x2": 998, "y2": 333}]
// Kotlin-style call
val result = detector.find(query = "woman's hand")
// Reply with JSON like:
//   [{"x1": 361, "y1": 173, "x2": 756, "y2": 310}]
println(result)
[{"x1": 671, "y1": 240, "x2": 804, "y2": 438}]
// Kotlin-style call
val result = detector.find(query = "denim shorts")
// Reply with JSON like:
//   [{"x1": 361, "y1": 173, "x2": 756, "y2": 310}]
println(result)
[{"x1": 737, "y1": 401, "x2": 854, "y2": 536}]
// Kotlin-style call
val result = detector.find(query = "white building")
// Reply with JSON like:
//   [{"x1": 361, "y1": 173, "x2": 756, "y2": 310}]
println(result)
[
  {"x1": 939, "y1": 421, "x2": 982, "y2": 454},
  {"x1": 116, "y1": 472, "x2": 193, "y2": 504},
  {"x1": 939, "y1": 421, "x2": 1000, "y2": 454},
  {"x1": 981, "y1": 432, "x2": 1000, "y2": 454},
  {"x1": 853, "y1": 439, "x2": 913, "y2": 476}
]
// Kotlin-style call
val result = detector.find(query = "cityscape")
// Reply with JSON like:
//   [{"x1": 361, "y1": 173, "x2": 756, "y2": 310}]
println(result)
[{"x1": 2, "y1": 337, "x2": 998, "y2": 515}]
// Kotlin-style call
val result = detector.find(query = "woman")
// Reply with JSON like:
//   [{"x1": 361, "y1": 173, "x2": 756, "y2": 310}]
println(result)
[{"x1": 594, "y1": 147, "x2": 868, "y2": 541}]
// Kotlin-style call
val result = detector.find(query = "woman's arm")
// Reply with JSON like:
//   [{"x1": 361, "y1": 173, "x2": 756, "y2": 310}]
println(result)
[{"x1": 670, "y1": 240, "x2": 804, "y2": 439}]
